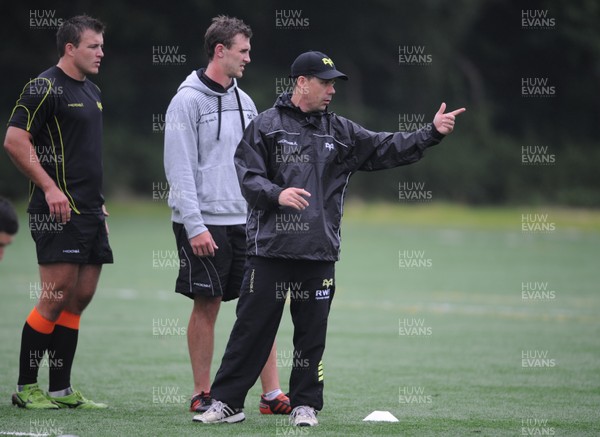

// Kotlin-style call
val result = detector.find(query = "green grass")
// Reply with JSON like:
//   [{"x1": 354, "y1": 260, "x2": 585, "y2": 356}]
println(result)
[{"x1": 0, "y1": 202, "x2": 599, "y2": 436}]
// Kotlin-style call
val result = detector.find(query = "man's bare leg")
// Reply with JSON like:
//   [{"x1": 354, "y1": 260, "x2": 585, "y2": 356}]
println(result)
[
  {"x1": 15, "y1": 262, "x2": 106, "y2": 405},
  {"x1": 188, "y1": 295, "x2": 221, "y2": 395},
  {"x1": 260, "y1": 341, "x2": 281, "y2": 394},
  {"x1": 47, "y1": 264, "x2": 102, "y2": 394}
]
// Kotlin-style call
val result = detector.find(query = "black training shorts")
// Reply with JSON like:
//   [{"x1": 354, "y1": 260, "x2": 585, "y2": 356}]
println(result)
[
  {"x1": 172, "y1": 222, "x2": 246, "y2": 302},
  {"x1": 29, "y1": 211, "x2": 113, "y2": 265}
]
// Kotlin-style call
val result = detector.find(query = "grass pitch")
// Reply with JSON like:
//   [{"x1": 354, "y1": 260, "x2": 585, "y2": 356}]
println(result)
[{"x1": 0, "y1": 202, "x2": 598, "y2": 436}]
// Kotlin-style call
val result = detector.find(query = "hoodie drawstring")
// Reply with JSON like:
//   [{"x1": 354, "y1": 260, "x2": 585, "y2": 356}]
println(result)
[
  {"x1": 216, "y1": 96, "x2": 222, "y2": 141},
  {"x1": 215, "y1": 88, "x2": 246, "y2": 141},
  {"x1": 234, "y1": 87, "x2": 246, "y2": 131}
]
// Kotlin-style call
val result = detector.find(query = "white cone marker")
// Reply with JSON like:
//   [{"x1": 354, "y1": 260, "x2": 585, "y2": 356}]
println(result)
[{"x1": 363, "y1": 411, "x2": 399, "y2": 422}]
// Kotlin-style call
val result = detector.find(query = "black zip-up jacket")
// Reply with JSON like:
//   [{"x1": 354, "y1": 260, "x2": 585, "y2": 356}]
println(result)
[{"x1": 234, "y1": 93, "x2": 445, "y2": 261}]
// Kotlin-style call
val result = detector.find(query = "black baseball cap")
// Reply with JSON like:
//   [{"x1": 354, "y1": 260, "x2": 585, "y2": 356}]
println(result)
[{"x1": 290, "y1": 51, "x2": 348, "y2": 80}]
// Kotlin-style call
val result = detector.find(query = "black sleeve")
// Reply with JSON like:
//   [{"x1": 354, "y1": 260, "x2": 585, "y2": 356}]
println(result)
[
  {"x1": 346, "y1": 118, "x2": 445, "y2": 172},
  {"x1": 234, "y1": 120, "x2": 284, "y2": 210},
  {"x1": 7, "y1": 77, "x2": 56, "y2": 136}
]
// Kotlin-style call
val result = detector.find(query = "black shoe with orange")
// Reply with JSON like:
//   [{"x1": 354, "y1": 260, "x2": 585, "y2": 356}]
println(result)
[
  {"x1": 190, "y1": 391, "x2": 212, "y2": 413},
  {"x1": 259, "y1": 392, "x2": 292, "y2": 415}
]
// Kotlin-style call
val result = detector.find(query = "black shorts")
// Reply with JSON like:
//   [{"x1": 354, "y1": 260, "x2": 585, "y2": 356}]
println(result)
[
  {"x1": 172, "y1": 222, "x2": 246, "y2": 302},
  {"x1": 29, "y1": 212, "x2": 113, "y2": 265}
]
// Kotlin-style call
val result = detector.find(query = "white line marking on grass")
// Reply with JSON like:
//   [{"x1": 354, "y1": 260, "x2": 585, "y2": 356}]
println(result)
[
  {"x1": 0, "y1": 432, "x2": 50, "y2": 436},
  {"x1": 115, "y1": 288, "x2": 138, "y2": 299},
  {"x1": 336, "y1": 299, "x2": 597, "y2": 322},
  {"x1": 107, "y1": 288, "x2": 175, "y2": 301}
]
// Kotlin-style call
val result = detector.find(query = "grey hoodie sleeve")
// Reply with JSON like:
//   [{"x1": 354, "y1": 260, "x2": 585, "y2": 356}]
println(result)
[{"x1": 164, "y1": 100, "x2": 207, "y2": 239}]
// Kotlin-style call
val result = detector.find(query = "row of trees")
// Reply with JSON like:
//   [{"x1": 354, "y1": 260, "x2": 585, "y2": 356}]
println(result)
[{"x1": 1, "y1": 0, "x2": 598, "y2": 205}]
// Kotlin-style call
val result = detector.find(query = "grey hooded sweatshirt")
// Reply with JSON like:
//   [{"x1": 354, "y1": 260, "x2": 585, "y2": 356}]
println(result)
[{"x1": 164, "y1": 69, "x2": 257, "y2": 239}]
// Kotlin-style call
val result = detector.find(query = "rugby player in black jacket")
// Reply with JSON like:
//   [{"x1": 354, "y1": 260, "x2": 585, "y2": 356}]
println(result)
[{"x1": 194, "y1": 50, "x2": 465, "y2": 426}]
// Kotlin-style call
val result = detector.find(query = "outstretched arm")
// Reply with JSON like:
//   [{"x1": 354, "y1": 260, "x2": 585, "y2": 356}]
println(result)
[{"x1": 352, "y1": 102, "x2": 466, "y2": 171}]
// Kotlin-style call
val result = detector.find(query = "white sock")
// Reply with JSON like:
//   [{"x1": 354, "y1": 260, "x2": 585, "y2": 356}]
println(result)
[{"x1": 263, "y1": 388, "x2": 283, "y2": 400}]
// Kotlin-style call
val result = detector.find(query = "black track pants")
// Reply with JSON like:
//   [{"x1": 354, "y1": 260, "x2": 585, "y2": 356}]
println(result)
[{"x1": 211, "y1": 256, "x2": 335, "y2": 410}]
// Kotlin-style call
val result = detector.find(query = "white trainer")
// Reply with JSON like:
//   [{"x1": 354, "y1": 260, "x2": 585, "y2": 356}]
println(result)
[
  {"x1": 290, "y1": 405, "x2": 318, "y2": 427},
  {"x1": 192, "y1": 400, "x2": 245, "y2": 424}
]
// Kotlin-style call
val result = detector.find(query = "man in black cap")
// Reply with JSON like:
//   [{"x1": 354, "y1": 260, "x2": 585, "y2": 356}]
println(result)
[{"x1": 194, "y1": 50, "x2": 465, "y2": 426}]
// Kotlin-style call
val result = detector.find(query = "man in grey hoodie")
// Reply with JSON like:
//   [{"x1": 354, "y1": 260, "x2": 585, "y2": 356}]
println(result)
[{"x1": 163, "y1": 16, "x2": 289, "y2": 416}]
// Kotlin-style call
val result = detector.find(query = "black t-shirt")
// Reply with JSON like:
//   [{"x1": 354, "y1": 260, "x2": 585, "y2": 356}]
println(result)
[{"x1": 8, "y1": 65, "x2": 104, "y2": 214}]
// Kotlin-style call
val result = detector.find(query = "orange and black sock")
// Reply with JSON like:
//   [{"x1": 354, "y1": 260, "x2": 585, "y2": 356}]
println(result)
[
  {"x1": 48, "y1": 310, "x2": 80, "y2": 392},
  {"x1": 17, "y1": 307, "x2": 55, "y2": 386}
]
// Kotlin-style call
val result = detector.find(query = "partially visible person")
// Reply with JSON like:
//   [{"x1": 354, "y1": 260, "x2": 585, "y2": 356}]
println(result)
[
  {"x1": 164, "y1": 15, "x2": 289, "y2": 416},
  {"x1": 0, "y1": 196, "x2": 19, "y2": 261},
  {"x1": 4, "y1": 15, "x2": 110, "y2": 409}
]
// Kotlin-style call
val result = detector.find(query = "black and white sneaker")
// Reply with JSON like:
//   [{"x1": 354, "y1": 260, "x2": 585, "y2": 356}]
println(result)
[
  {"x1": 290, "y1": 405, "x2": 318, "y2": 427},
  {"x1": 192, "y1": 400, "x2": 245, "y2": 424}
]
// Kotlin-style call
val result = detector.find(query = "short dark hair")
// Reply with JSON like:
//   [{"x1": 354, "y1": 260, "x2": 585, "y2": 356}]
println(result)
[
  {"x1": 0, "y1": 197, "x2": 19, "y2": 235},
  {"x1": 204, "y1": 15, "x2": 252, "y2": 60},
  {"x1": 56, "y1": 15, "x2": 105, "y2": 57}
]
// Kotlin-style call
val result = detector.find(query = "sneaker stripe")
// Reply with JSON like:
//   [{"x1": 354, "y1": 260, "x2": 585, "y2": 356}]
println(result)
[
  {"x1": 259, "y1": 393, "x2": 291, "y2": 415},
  {"x1": 192, "y1": 400, "x2": 245, "y2": 423}
]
